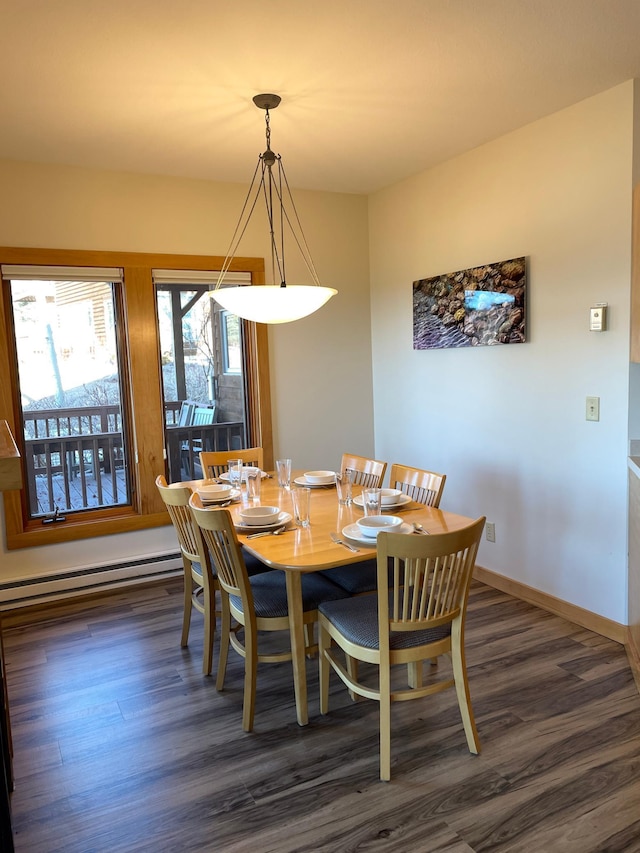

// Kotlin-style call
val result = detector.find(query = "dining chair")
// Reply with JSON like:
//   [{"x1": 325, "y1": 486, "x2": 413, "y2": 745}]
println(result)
[
  {"x1": 321, "y1": 451, "x2": 387, "y2": 595},
  {"x1": 324, "y1": 460, "x2": 446, "y2": 597},
  {"x1": 189, "y1": 494, "x2": 350, "y2": 732},
  {"x1": 199, "y1": 446, "x2": 264, "y2": 480},
  {"x1": 388, "y1": 463, "x2": 446, "y2": 508},
  {"x1": 156, "y1": 474, "x2": 218, "y2": 675},
  {"x1": 340, "y1": 452, "x2": 387, "y2": 489},
  {"x1": 318, "y1": 516, "x2": 485, "y2": 781}
]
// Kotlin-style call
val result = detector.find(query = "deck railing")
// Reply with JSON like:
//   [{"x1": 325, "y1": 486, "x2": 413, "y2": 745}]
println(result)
[{"x1": 21, "y1": 404, "x2": 245, "y2": 515}]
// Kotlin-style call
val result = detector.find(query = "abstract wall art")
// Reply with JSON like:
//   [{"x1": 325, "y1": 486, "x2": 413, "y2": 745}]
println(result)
[{"x1": 413, "y1": 256, "x2": 526, "y2": 349}]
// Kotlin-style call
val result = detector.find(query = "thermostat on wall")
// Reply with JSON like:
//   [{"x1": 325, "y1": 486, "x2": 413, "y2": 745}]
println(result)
[{"x1": 590, "y1": 303, "x2": 608, "y2": 332}]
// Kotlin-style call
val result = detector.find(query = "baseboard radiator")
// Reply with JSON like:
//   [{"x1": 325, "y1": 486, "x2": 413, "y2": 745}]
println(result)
[{"x1": 0, "y1": 552, "x2": 183, "y2": 611}]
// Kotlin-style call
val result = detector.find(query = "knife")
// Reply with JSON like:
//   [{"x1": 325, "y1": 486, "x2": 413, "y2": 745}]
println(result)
[{"x1": 330, "y1": 531, "x2": 359, "y2": 552}]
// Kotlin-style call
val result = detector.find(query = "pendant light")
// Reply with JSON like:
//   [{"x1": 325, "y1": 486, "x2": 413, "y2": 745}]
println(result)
[{"x1": 209, "y1": 94, "x2": 337, "y2": 324}]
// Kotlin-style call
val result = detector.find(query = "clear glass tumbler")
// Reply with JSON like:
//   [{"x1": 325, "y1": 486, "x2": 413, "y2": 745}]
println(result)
[
  {"x1": 291, "y1": 487, "x2": 311, "y2": 527},
  {"x1": 276, "y1": 458, "x2": 292, "y2": 489}
]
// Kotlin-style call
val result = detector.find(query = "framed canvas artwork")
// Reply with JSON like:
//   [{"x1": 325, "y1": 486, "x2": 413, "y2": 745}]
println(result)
[{"x1": 413, "y1": 256, "x2": 526, "y2": 349}]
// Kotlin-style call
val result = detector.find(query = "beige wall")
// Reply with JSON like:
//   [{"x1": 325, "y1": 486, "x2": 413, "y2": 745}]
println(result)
[
  {"x1": 0, "y1": 161, "x2": 372, "y2": 583},
  {"x1": 369, "y1": 82, "x2": 633, "y2": 624}
]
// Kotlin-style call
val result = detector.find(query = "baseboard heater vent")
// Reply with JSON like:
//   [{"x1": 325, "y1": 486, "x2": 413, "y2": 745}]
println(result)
[{"x1": 0, "y1": 552, "x2": 183, "y2": 611}]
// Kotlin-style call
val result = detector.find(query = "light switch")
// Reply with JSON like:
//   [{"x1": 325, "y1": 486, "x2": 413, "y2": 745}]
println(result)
[{"x1": 586, "y1": 396, "x2": 600, "y2": 421}]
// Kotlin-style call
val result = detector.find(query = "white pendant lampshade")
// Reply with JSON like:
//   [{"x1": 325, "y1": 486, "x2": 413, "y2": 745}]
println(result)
[
  {"x1": 210, "y1": 94, "x2": 337, "y2": 324},
  {"x1": 210, "y1": 284, "x2": 337, "y2": 325}
]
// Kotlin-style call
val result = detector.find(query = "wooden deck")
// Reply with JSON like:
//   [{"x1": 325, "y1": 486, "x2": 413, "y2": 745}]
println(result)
[{"x1": 33, "y1": 468, "x2": 128, "y2": 516}]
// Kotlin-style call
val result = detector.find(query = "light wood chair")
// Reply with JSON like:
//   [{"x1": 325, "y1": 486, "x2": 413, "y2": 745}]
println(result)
[
  {"x1": 318, "y1": 516, "x2": 485, "y2": 781},
  {"x1": 322, "y1": 454, "x2": 388, "y2": 595},
  {"x1": 340, "y1": 453, "x2": 387, "y2": 489},
  {"x1": 199, "y1": 447, "x2": 264, "y2": 480},
  {"x1": 388, "y1": 463, "x2": 446, "y2": 508},
  {"x1": 156, "y1": 474, "x2": 218, "y2": 675},
  {"x1": 189, "y1": 494, "x2": 349, "y2": 731}
]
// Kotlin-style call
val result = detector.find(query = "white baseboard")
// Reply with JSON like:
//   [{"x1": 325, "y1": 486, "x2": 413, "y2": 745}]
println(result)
[{"x1": 0, "y1": 552, "x2": 183, "y2": 611}]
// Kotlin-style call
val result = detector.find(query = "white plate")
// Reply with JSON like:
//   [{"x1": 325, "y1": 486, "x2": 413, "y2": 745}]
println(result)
[
  {"x1": 293, "y1": 475, "x2": 336, "y2": 488},
  {"x1": 342, "y1": 521, "x2": 413, "y2": 546},
  {"x1": 353, "y1": 492, "x2": 412, "y2": 510},
  {"x1": 219, "y1": 470, "x2": 268, "y2": 482},
  {"x1": 235, "y1": 511, "x2": 291, "y2": 532},
  {"x1": 200, "y1": 487, "x2": 241, "y2": 504}
]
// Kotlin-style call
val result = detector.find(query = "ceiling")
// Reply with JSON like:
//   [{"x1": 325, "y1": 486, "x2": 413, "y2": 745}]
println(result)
[{"x1": 2, "y1": 0, "x2": 640, "y2": 195}]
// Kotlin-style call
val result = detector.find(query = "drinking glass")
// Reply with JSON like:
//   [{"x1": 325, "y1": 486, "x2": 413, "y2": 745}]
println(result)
[
  {"x1": 335, "y1": 469, "x2": 354, "y2": 506},
  {"x1": 246, "y1": 470, "x2": 261, "y2": 502},
  {"x1": 362, "y1": 487, "x2": 382, "y2": 516},
  {"x1": 291, "y1": 487, "x2": 311, "y2": 527},
  {"x1": 276, "y1": 458, "x2": 292, "y2": 489},
  {"x1": 227, "y1": 459, "x2": 243, "y2": 490}
]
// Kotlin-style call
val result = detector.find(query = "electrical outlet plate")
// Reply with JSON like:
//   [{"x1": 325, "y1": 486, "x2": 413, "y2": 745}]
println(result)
[{"x1": 485, "y1": 522, "x2": 496, "y2": 543}]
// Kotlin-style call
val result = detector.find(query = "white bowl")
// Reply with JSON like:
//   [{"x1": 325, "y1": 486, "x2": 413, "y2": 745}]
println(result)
[
  {"x1": 356, "y1": 515, "x2": 404, "y2": 538},
  {"x1": 380, "y1": 488, "x2": 403, "y2": 506},
  {"x1": 304, "y1": 470, "x2": 335, "y2": 485},
  {"x1": 238, "y1": 505, "x2": 280, "y2": 526},
  {"x1": 197, "y1": 483, "x2": 234, "y2": 501}
]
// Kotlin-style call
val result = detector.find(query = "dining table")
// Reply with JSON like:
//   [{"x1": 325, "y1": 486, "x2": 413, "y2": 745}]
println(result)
[{"x1": 174, "y1": 469, "x2": 477, "y2": 726}]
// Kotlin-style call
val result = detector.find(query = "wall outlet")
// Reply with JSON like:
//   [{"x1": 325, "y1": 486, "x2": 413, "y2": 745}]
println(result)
[{"x1": 486, "y1": 522, "x2": 496, "y2": 543}]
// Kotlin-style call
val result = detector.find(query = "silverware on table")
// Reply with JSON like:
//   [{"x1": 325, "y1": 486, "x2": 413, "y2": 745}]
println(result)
[
  {"x1": 330, "y1": 532, "x2": 359, "y2": 552},
  {"x1": 246, "y1": 525, "x2": 290, "y2": 539},
  {"x1": 412, "y1": 523, "x2": 430, "y2": 535}
]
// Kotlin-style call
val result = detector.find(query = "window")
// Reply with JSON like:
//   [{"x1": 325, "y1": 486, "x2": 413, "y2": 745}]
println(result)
[
  {"x1": 221, "y1": 311, "x2": 242, "y2": 374},
  {"x1": 153, "y1": 270, "x2": 252, "y2": 482},
  {"x1": 0, "y1": 248, "x2": 271, "y2": 549},
  {"x1": 5, "y1": 268, "x2": 131, "y2": 521}
]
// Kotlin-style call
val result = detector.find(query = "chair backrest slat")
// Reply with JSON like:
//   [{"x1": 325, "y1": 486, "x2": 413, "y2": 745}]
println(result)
[
  {"x1": 340, "y1": 453, "x2": 387, "y2": 489},
  {"x1": 189, "y1": 495, "x2": 253, "y2": 609},
  {"x1": 378, "y1": 518, "x2": 485, "y2": 636},
  {"x1": 199, "y1": 447, "x2": 264, "y2": 479},
  {"x1": 389, "y1": 463, "x2": 446, "y2": 508}
]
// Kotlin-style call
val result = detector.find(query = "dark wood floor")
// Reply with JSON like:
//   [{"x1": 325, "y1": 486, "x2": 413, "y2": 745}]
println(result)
[{"x1": 4, "y1": 578, "x2": 640, "y2": 853}]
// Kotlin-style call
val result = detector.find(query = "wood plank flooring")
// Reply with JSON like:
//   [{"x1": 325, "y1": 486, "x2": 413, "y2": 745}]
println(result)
[{"x1": 3, "y1": 579, "x2": 640, "y2": 853}]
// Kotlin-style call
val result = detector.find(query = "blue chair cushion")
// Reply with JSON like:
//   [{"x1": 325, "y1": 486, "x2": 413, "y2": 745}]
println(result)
[
  {"x1": 323, "y1": 557, "x2": 396, "y2": 595},
  {"x1": 319, "y1": 593, "x2": 452, "y2": 651},
  {"x1": 230, "y1": 571, "x2": 350, "y2": 619},
  {"x1": 242, "y1": 546, "x2": 271, "y2": 576}
]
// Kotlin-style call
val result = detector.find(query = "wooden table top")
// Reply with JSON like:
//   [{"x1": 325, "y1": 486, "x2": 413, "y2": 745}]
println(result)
[{"x1": 179, "y1": 471, "x2": 476, "y2": 573}]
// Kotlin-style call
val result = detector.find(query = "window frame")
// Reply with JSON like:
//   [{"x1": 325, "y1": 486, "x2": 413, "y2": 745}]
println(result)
[{"x1": 0, "y1": 247, "x2": 271, "y2": 550}]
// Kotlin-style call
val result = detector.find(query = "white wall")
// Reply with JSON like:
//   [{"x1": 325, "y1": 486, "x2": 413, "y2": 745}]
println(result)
[
  {"x1": 0, "y1": 161, "x2": 372, "y2": 583},
  {"x1": 369, "y1": 82, "x2": 633, "y2": 624}
]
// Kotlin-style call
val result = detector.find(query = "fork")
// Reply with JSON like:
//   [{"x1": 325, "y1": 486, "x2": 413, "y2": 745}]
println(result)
[{"x1": 330, "y1": 531, "x2": 359, "y2": 552}]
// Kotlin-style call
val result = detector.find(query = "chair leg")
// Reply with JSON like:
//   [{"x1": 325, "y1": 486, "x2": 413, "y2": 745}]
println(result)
[
  {"x1": 451, "y1": 629, "x2": 480, "y2": 755},
  {"x1": 379, "y1": 661, "x2": 392, "y2": 782},
  {"x1": 319, "y1": 622, "x2": 330, "y2": 715},
  {"x1": 181, "y1": 560, "x2": 192, "y2": 647},
  {"x1": 216, "y1": 595, "x2": 231, "y2": 692},
  {"x1": 346, "y1": 655, "x2": 361, "y2": 701},
  {"x1": 242, "y1": 626, "x2": 257, "y2": 733},
  {"x1": 202, "y1": 588, "x2": 215, "y2": 676},
  {"x1": 304, "y1": 622, "x2": 315, "y2": 656},
  {"x1": 408, "y1": 661, "x2": 423, "y2": 688}
]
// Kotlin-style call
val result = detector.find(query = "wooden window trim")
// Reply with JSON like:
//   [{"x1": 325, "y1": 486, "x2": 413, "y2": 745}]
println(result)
[{"x1": 0, "y1": 247, "x2": 271, "y2": 549}]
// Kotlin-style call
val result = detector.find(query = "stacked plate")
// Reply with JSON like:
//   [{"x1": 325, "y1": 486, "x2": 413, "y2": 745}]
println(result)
[
  {"x1": 342, "y1": 520, "x2": 413, "y2": 545},
  {"x1": 197, "y1": 484, "x2": 241, "y2": 504},
  {"x1": 353, "y1": 491, "x2": 412, "y2": 511},
  {"x1": 235, "y1": 510, "x2": 292, "y2": 533},
  {"x1": 293, "y1": 470, "x2": 336, "y2": 488}
]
